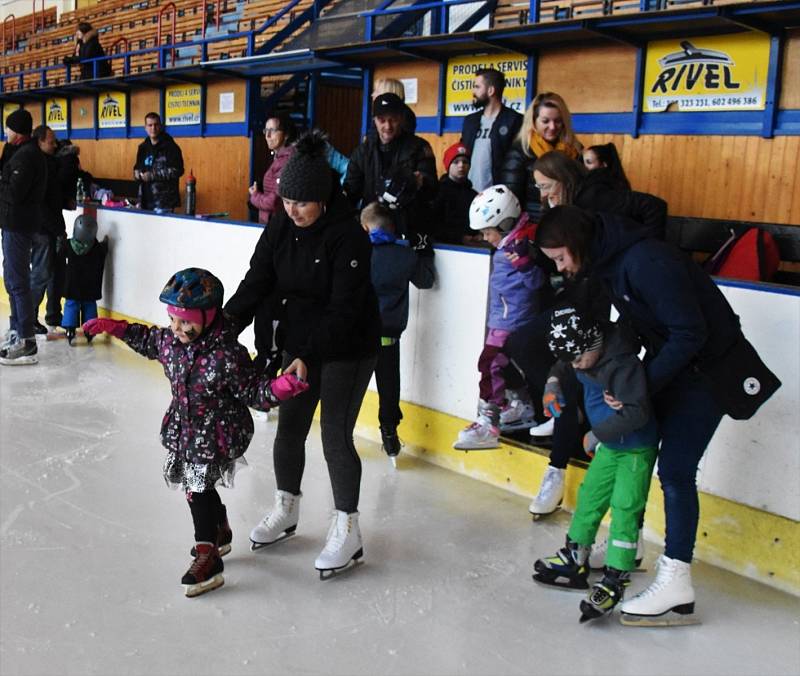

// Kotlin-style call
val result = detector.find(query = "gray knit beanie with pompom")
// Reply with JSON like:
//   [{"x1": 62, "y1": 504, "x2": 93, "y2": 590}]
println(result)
[{"x1": 278, "y1": 129, "x2": 332, "y2": 203}]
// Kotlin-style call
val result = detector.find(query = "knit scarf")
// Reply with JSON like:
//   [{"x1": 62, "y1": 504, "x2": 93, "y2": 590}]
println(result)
[{"x1": 528, "y1": 132, "x2": 580, "y2": 160}]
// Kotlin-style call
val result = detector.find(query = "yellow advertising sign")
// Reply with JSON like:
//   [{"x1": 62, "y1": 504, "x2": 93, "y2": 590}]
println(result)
[
  {"x1": 644, "y1": 33, "x2": 770, "y2": 112},
  {"x1": 2, "y1": 104, "x2": 21, "y2": 132},
  {"x1": 165, "y1": 84, "x2": 202, "y2": 126},
  {"x1": 445, "y1": 53, "x2": 527, "y2": 116},
  {"x1": 98, "y1": 91, "x2": 127, "y2": 128},
  {"x1": 46, "y1": 98, "x2": 68, "y2": 131}
]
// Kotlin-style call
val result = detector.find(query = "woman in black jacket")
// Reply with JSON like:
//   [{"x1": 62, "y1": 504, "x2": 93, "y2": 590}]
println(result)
[
  {"x1": 65, "y1": 23, "x2": 111, "y2": 80},
  {"x1": 498, "y1": 92, "x2": 582, "y2": 219},
  {"x1": 225, "y1": 131, "x2": 380, "y2": 579}
]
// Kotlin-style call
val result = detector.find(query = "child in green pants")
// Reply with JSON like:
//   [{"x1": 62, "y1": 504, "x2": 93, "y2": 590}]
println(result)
[{"x1": 533, "y1": 306, "x2": 658, "y2": 622}]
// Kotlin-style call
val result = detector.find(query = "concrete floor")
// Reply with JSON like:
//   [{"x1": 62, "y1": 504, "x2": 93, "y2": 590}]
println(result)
[{"x1": 1, "y1": 332, "x2": 799, "y2": 676}]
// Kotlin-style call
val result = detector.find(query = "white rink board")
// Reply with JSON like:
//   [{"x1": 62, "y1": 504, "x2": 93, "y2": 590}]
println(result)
[{"x1": 3, "y1": 206, "x2": 795, "y2": 520}]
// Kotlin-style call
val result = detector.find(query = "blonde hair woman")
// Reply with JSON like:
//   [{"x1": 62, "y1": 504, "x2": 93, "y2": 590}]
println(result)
[{"x1": 498, "y1": 92, "x2": 582, "y2": 217}]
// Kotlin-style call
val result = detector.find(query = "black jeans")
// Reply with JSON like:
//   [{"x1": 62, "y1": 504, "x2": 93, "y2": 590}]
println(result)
[
  {"x1": 375, "y1": 340, "x2": 402, "y2": 431},
  {"x1": 30, "y1": 233, "x2": 63, "y2": 327},
  {"x1": 274, "y1": 354, "x2": 376, "y2": 513}
]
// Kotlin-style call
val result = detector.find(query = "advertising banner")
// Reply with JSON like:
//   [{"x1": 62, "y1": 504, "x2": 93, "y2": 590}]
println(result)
[
  {"x1": 98, "y1": 91, "x2": 127, "y2": 128},
  {"x1": 445, "y1": 53, "x2": 527, "y2": 116},
  {"x1": 644, "y1": 33, "x2": 770, "y2": 112},
  {"x1": 45, "y1": 98, "x2": 68, "y2": 130},
  {"x1": 165, "y1": 84, "x2": 202, "y2": 125}
]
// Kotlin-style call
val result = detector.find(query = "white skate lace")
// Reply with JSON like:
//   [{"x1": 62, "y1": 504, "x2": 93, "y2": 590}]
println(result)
[
  {"x1": 322, "y1": 514, "x2": 350, "y2": 554},
  {"x1": 631, "y1": 556, "x2": 673, "y2": 599},
  {"x1": 263, "y1": 494, "x2": 294, "y2": 528}
]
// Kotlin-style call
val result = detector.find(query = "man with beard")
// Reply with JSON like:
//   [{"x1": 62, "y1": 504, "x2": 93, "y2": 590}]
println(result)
[{"x1": 460, "y1": 68, "x2": 523, "y2": 192}]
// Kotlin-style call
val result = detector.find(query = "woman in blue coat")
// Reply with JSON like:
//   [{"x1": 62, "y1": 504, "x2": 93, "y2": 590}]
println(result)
[{"x1": 535, "y1": 204, "x2": 743, "y2": 626}]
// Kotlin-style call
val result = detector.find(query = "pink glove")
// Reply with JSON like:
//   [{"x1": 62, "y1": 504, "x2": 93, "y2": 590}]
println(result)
[
  {"x1": 83, "y1": 318, "x2": 128, "y2": 339},
  {"x1": 269, "y1": 373, "x2": 309, "y2": 402}
]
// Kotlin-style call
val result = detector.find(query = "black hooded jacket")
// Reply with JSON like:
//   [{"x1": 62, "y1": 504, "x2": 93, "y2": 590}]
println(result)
[
  {"x1": 134, "y1": 132, "x2": 184, "y2": 211},
  {"x1": 225, "y1": 183, "x2": 380, "y2": 363},
  {"x1": 585, "y1": 212, "x2": 741, "y2": 395},
  {"x1": 0, "y1": 139, "x2": 46, "y2": 234}
]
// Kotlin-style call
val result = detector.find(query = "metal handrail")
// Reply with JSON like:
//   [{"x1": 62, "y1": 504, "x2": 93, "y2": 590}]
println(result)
[
  {"x1": 32, "y1": 0, "x2": 45, "y2": 34},
  {"x1": 360, "y1": 0, "x2": 486, "y2": 39},
  {"x1": 3, "y1": 14, "x2": 16, "y2": 53},
  {"x1": 110, "y1": 36, "x2": 129, "y2": 53},
  {"x1": 201, "y1": 1, "x2": 223, "y2": 38},
  {"x1": 157, "y1": 1, "x2": 177, "y2": 66}
]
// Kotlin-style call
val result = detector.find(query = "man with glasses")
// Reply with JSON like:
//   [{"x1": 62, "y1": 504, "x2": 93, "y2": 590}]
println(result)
[{"x1": 133, "y1": 112, "x2": 184, "y2": 213}]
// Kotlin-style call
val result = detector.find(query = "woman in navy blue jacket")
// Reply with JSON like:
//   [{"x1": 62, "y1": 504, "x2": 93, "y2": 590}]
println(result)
[{"x1": 535, "y1": 204, "x2": 742, "y2": 626}]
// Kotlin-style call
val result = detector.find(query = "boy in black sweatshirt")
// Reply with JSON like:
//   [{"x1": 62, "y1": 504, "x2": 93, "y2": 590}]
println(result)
[
  {"x1": 430, "y1": 142, "x2": 480, "y2": 246},
  {"x1": 361, "y1": 202, "x2": 435, "y2": 462}
]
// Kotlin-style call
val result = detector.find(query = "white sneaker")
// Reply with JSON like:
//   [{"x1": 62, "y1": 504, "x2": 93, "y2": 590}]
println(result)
[
  {"x1": 620, "y1": 555, "x2": 698, "y2": 626},
  {"x1": 529, "y1": 466, "x2": 565, "y2": 518},
  {"x1": 249, "y1": 490, "x2": 300, "y2": 550},
  {"x1": 589, "y1": 528, "x2": 645, "y2": 570},
  {"x1": 315, "y1": 510, "x2": 363, "y2": 578},
  {"x1": 499, "y1": 399, "x2": 536, "y2": 431},
  {"x1": 529, "y1": 418, "x2": 555, "y2": 437},
  {"x1": 453, "y1": 417, "x2": 500, "y2": 450}
]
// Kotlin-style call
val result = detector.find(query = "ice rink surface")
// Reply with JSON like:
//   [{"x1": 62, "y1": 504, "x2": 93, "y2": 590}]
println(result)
[{"x1": 1, "y1": 332, "x2": 799, "y2": 676}]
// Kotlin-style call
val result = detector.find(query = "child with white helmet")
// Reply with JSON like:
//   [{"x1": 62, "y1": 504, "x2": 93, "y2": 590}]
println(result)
[{"x1": 453, "y1": 185, "x2": 548, "y2": 450}]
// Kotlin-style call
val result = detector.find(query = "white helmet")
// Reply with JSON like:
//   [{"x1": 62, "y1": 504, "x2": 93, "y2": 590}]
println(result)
[{"x1": 469, "y1": 184, "x2": 521, "y2": 233}]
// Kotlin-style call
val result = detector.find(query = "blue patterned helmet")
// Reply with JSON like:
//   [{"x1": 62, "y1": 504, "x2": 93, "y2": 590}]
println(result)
[{"x1": 158, "y1": 268, "x2": 224, "y2": 309}]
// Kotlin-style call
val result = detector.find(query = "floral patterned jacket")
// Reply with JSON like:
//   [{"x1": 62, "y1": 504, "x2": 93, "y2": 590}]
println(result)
[{"x1": 123, "y1": 319, "x2": 273, "y2": 465}]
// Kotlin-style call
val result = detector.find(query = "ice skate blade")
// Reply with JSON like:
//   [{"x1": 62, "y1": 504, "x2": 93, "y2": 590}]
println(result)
[
  {"x1": 249, "y1": 527, "x2": 296, "y2": 551},
  {"x1": 529, "y1": 506, "x2": 561, "y2": 521},
  {"x1": 620, "y1": 604, "x2": 700, "y2": 627},
  {"x1": 184, "y1": 574, "x2": 224, "y2": 598},
  {"x1": 453, "y1": 441, "x2": 500, "y2": 451},
  {"x1": 579, "y1": 600, "x2": 611, "y2": 623},
  {"x1": 317, "y1": 549, "x2": 364, "y2": 580},
  {"x1": 0, "y1": 355, "x2": 38, "y2": 365},
  {"x1": 390, "y1": 456, "x2": 398, "y2": 468},
  {"x1": 499, "y1": 419, "x2": 537, "y2": 433},
  {"x1": 532, "y1": 573, "x2": 589, "y2": 593}
]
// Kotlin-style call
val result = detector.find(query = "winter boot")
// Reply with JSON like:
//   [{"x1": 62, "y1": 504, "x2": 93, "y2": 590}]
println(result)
[
  {"x1": 182, "y1": 542, "x2": 224, "y2": 597},
  {"x1": 620, "y1": 555, "x2": 699, "y2": 626},
  {"x1": 454, "y1": 401, "x2": 501, "y2": 450},
  {"x1": 589, "y1": 528, "x2": 645, "y2": 571},
  {"x1": 579, "y1": 567, "x2": 631, "y2": 623},
  {"x1": 249, "y1": 490, "x2": 300, "y2": 550},
  {"x1": 191, "y1": 504, "x2": 233, "y2": 557},
  {"x1": 533, "y1": 536, "x2": 590, "y2": 591},
  {"x1": 315, "y1": 510, "x2": 363, "y2": 579},
  {"x1": 528, "y1": 466, "x2": 565, "y2": 520}
]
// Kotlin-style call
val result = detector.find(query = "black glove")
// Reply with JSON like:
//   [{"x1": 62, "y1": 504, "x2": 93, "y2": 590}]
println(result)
[{"x1": 411, "y1": 232, "x2": 434, "y2": 257}]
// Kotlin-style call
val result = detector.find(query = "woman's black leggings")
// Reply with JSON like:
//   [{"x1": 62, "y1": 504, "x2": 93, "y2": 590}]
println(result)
[{"x1": 273, "y1": 354, "x2": 377, "y2": 513}]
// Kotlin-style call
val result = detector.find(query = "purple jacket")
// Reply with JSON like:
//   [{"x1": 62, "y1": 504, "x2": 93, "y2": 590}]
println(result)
[
  {"x1": 122, "y1": 319, "x2": 275, "y2": 465},
  {"x1": 487, "y1": 219, "x2": 547, "y2": 332},
  {"x1": 250, "y1": 145, "x2": 295, "y2": 225}
]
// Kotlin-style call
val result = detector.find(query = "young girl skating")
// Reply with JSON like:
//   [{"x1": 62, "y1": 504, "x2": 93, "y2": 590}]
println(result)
[{"x1": 83, "y1": 268, "x2": 308, "y2": 597}]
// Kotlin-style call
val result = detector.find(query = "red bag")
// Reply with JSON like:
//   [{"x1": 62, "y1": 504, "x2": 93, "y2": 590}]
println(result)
[{"x1": 705, "y1": 227, "x2": 780, "y2": 282}]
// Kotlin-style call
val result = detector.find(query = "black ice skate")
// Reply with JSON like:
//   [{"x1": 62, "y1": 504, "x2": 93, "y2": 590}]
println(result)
[
  {"x1": 533, "y1": 538, "x2": 590, "y2": 591},
  {"x1": 66, "y1": 328, "x2": 76, "y2": 346},
  {"x1": 182, "y1": 542, "x2": 224, "y2": 597},
  {"x1": 191, "y1": 504, "x2": 233, "y2": 557},
  {"x1": 579, "y1": 567, "x2": 630, "y2": 623},
  {"x1": 380, "y1": 427, "x2": 401, "y2": 467}
]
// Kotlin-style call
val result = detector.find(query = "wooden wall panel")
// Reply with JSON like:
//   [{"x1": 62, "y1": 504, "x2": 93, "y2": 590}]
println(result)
[
  {"x1": 316, "y1": 84, "x2": 363, "y2": 155},
  {"x1": 71, "y1": 96, "x2": 94, "y2": 129},
  {"x1": 206, "y1": 80, "x2": 247, "y2": 123},
  {"x1": 373, "y1": 61, "x2": 440, "y2": 117},
  {"x1": 779, "y1": 30, "x2": 800, "y2": 110},
  {"x1": 537, "y1": 45, "x2": 636, "y2": 113},
  {"x1": 130, "y1": 89, "x2": 160, "y2": 127},
  {"x1": 70, "y1": 136, "x2": 251, "y2": 221}
]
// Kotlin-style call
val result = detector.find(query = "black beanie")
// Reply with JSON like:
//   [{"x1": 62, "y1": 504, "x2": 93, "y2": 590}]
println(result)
[
  {"x1": 6, "y1": 109, "x2": 33, "y2": 136},
  {"x1": 278, "y1": 130, "x2": 332, "y2": 203},
  {"x1": 548, "y1": 306, "x2": 603, "y2": 361}
]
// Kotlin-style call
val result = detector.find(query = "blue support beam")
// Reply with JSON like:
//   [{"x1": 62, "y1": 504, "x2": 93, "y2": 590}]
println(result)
[
  {"x1": 762, "y1": 34, "x2": 783, "y2": 139},
  {"x1": 631, "y1": 45, "x2": 645, "y2": 138}
]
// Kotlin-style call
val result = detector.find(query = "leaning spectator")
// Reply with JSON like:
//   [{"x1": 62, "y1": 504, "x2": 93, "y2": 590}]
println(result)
[
  {"x1": 30, "y1": 125, "x2": 67, "y2": 335},
  {"x1": 430, "y1": 141, "x2": 479, "y2": 245},
  {"x1": 0, "y1": 109, "x2": 46, "y2": 365},
  {"x1": 133, "y1": 112, "x2": 184, "y2": 213},
  {"x1": 64, "y1": 22, "x2": 111, "y2": 80},
  {"x1": 582, "y1": 142, "x2": 631, "y2": 191}
]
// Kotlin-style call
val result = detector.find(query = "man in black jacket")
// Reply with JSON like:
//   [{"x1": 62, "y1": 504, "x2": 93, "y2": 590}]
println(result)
[
  {"x1": 460, "y1": 68, "x2": 523, "y2": 193},
  {"x1": 344, "y1": 93, "x2": 437, "y2": 242},
  {"x1": 133, "y1": 112, "x2": 184, "y2": 212},
  {"x1": 0, "y1": 109, "x2": 47, "y2": 364}
]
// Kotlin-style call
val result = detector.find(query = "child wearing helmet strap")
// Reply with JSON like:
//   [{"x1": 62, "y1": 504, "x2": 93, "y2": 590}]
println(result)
[
  {"x1": 82, "y1": 268, "x2": 308, "y2": 598},
  {"x1": 454, "y1": 185, "x2": 548, "y2": 450}
]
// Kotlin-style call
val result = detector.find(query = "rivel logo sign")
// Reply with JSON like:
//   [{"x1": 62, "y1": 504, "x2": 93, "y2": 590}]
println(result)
[
  {"x1": 644, "y1": 33, "x2": 769, "y2": 112},
  {"x1": 98, "y1": 92, "x2": 127, "y2": 128},
  {"x1": 46, "y1": 99, "x2": 68, "y2": 131}
]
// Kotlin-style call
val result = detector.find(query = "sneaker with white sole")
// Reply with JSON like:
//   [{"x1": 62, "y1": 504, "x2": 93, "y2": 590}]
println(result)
[{"x1": 529, "y1": 418, "x2": 555, "y2": 437}]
